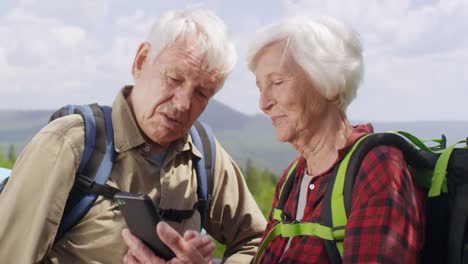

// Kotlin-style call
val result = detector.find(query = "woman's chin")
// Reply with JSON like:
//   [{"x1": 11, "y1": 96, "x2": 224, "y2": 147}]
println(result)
[{"x1": 275, "y1": 132, "x2": 289, "y2": 143}]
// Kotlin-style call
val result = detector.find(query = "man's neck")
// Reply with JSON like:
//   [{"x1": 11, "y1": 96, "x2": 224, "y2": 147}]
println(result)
[{"x1": 148, "y1": 142, "x2": 171, "y2": 155}]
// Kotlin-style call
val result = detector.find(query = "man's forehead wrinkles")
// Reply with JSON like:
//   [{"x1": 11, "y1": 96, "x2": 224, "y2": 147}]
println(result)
[
  {"x1": 162, "y1": 62, "x2": 219, "y2": 88},
  {"x1": 158, "y1": 43, "x2": 221, "y2": 85},
  {"x1": 184, "y1": 52, "x2": 204, "y2": 69},
  {"x1": 180, "y1": 53, "x2": 220, "y2": 81}
]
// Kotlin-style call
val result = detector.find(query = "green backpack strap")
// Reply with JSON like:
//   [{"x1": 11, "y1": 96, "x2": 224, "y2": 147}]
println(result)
[
  {"x1": 320, "y1": 135, "x2": 370, "y2": 262},
  {"x1": 272, "y1": 160, "x2": 299, "y2": 221},
  {"x1": 323, "y1": 132, "x2": 443, "y2": 262},
  {"x1": 390, "y1": 131, "x2": 468, "y2": 197},
  {"x1": 255, "y1": 160, "x2": 334, "y2": 263},
  {"x1": 332, "y1": 135, "x2": 369, "y2": 254},
  {"x1": 254, "y1": 159, "x2": 337, "y2": 264},
  {"x1": 429, "y1": 139, "x2": 468, "y2": 197}
]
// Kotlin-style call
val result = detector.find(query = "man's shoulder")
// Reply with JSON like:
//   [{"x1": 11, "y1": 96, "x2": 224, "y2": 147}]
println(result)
[
  {"x1": 33, "y1": 114, "x2": 85, "y2": 147},
  {"x1": 41, "y1": 114, "x2": 84, "y2": 135}
]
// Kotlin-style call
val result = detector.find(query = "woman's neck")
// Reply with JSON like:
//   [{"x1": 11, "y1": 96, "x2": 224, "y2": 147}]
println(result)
[{"x1": 293, "y1": 112, "x2": 352, "y2": 176}]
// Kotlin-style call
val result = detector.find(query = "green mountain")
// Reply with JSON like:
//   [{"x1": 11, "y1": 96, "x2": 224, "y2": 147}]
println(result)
[{"x1": 1, "y1": 102, "x2": 467, "y2": 174}]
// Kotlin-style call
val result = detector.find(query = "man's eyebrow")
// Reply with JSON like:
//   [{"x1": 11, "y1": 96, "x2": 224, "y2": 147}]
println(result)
[
  {"x1": 165, "y1": 66, "x2": 184, "y2": 77},
  {"x1": 266, "y1": 72, "x2": 284, "y2": 79}
]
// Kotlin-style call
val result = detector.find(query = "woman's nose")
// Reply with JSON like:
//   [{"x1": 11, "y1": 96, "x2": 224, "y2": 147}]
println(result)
[{"x1": 259, "y1": 89, "x2": 274, "y2": 112}]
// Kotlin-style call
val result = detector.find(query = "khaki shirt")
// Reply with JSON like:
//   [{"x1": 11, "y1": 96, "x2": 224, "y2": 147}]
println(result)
[{"x1": 0, "y1": 86, "x2": 266, "y2": 263}]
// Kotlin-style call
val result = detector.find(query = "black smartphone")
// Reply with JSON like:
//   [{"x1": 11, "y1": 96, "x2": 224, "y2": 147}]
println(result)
[{"x1": 114, "y1": 192, "x2": 175, "y2": 260}]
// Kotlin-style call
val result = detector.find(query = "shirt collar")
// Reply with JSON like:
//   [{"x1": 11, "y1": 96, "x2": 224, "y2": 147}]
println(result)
[{"x1": 337, "y1": 123, "x2": 374, "y2": 159}]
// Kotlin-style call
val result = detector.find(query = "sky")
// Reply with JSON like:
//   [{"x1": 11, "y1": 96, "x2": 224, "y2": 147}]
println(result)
[{"x1": 0, "y1": 0, "x2": 467, "y2": 122}]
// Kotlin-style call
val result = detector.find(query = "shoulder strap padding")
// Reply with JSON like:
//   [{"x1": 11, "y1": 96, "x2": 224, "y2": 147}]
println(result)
[
  {"x1": 53, "y1": 104, "x2": 115, "y2": 241},
  {"x1": 342, "y1": 133, "x2": 438, "y2": 213},
  {"x1": 190, "y1": 120, "x2": 216, "y2": 228},
  {"x1": 321, "y1": 133, "x2": 439, "y2": 263}
]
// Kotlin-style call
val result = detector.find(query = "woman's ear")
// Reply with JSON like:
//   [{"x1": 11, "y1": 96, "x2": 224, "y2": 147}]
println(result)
[{"x1": 131, "y1": 42, "x2": 151, "y2": 79}]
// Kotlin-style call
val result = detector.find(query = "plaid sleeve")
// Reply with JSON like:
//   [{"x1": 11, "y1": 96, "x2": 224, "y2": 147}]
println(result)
[{"x1": 343, "y1": 145, "x2": 425, "y2": 263}]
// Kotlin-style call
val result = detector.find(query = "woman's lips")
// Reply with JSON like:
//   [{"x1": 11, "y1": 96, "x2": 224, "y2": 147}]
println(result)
[{"x1": 271, "y1": 115, "x2": 285, "y2": 126}]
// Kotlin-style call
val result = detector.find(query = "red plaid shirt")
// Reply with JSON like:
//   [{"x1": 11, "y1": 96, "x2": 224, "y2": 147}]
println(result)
[{"x1": 257, "y1": 124, "x2": 425, "y2": 263}]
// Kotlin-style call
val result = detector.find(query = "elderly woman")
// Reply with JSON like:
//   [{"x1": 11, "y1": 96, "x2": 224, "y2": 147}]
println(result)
[{"x1": 247, "y1": 16, "x2": 425, "y2": 263}]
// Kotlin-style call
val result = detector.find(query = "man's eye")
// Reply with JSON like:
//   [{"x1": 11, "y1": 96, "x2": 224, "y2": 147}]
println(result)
[
  {"x1": 273, "y1": 80, "x2": 283, "y2": 86},
  {"x1": 197, "y1": 90, "x2": 208, "y2": 99},
  {"x1": 167, "y1": 75, "x2": 181, "y2": 83}
]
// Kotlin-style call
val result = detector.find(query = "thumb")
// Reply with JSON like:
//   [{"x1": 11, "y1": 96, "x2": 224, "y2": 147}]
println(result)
[{"x1": 157, "y1": 222, "x2": 196, "y2": 262}]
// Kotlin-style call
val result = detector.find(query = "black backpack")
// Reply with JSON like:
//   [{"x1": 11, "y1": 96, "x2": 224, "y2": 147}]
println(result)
[
  {"x1": 0, "y1": 103, "x2": 217, "y2": 242},
  {"x1": 254, "y1": 131, "x2": 468, "y2": 264}
]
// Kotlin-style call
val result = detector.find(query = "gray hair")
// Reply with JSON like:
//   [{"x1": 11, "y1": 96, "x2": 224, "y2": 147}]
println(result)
[
  {"x1": 146, "y1": 9, "x2": 237, "y2": 83},
  {"x1": 247, "y1": 16, "x2": 364, "y2": 111}
]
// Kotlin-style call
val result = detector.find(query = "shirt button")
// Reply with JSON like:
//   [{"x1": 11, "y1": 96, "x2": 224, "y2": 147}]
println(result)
[
  {"x1": 144, "y1": 146, "x2": 151, "y2": 152},
  {"x1": 309, "y1": 184, "x2": 315, "y2": 190}
]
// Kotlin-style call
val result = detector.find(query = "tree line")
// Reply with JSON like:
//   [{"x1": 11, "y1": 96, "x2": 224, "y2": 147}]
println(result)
[{"x1": 0, "y1": 144, "x2": 16, "y2": 169}]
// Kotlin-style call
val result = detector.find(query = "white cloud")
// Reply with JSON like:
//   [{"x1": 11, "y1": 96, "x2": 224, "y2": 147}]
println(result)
[
  {"x1": 17, "y1": 0, "x2": 110, "y2": 22},
  {"x1": 280, "y1": 0, "x2": 468, "y2": 121},
  {"x1": 0, "y1": 7, "x2": 115, "y2": 110},
  {"x1": 0, "y1": 1, "x2": 466, "y2": 121},
  {"x1": 51, "y1": 26, "x2": 87, "y2": 46}
]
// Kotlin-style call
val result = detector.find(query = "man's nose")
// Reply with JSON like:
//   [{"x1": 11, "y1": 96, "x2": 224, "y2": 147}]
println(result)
[{"x1": 173, "y1": 87, "x2": 193, "y2": 112}]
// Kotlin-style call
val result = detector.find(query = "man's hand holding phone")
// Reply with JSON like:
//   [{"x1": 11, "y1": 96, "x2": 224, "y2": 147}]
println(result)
[{"x1": 122, "y1": 222, "x2": 215, "y2": 264}]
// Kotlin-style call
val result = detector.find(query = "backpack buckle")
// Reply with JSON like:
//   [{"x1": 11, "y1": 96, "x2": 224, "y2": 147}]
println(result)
[
  {"x1": 281, "y1": 212, "x2": 297, "y2": 224},
  {"x1": 76, "y1": 175, "x2": 120, "y2": 199},
  {"x1": 331, "y1": 225, "x2": 346, "y2": 241}
]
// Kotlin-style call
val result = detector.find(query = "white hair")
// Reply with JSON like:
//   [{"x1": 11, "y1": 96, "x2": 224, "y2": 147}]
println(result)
[
  {"x1": 247, "y1": 16, "x2": 364, "y2": 111},
  {"x1": 145, "y1": 8, "x2": 237, "y2": 83}
]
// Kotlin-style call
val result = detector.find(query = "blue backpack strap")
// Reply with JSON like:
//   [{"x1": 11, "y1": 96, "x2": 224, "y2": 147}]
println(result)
[
  {"x1": 62, "y1": 104, "x2": 97, "y2": 175},
  {"x1": 93, "y1": 106, "x2": 116, "y2": 184},
  {"x1": 54, "y1": 104, "x2": 115, "y2": 241},
  {"x1": 189, "y1": 121, "x2": 216, "y2": 229}
]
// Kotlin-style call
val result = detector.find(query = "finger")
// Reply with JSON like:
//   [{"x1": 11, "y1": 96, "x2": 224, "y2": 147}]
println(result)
[
  {"x1": 156, "y1": 222, "x2": 205, "y2": 263},
  {"x1": 198, "y1": 240, "x2": 215, "y2": 259},
  {"x1": 183, "y1": 230, "x2": 214, "y2": 262},
  {"x1": 185, "y1": 234, "x2": 214, "y2": 259},
  {"x1": 184, "y1": 230, "x2": 211, "y2": 249},
  {"x1": 167, "y1": 258, "x2": 184, "y2": 264},
  {"x1": 183, "y1": 230, "x2": 197, "y2": 241},
  {"x1": 122, "y1": 229, "x2": 164, "y2": 264},
  {"x1": 123, "y1": 251, "x2": 139, "y2": 264}
]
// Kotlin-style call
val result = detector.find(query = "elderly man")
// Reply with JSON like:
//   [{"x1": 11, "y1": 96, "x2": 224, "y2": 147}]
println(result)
[{"x1": 0, "y1": 8, "x2": 266, "y2": 263}]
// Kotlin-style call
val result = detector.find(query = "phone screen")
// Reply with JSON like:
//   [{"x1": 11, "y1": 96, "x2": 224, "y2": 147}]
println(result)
[{"x1": 114, "y1": 192, "x2": 175, "y2": 260}]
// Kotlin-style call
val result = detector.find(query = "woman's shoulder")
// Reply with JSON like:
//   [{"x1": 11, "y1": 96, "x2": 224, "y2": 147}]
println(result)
[{"x1": 363, "y1": 144, "x2": 406, "y2": 166}]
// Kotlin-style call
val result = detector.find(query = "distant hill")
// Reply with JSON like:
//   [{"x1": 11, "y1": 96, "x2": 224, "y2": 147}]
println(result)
[
  {"x1": 0, "y1": 110, "x2": 52, "y2": 147},
  {"x1": 1, "y1": 102, "x2": 467, "y2": 174}
]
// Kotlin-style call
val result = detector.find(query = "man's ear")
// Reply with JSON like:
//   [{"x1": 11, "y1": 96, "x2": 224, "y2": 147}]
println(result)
[{"x1": 131, "y1": 42, "x2": 151, "y2": 79}]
